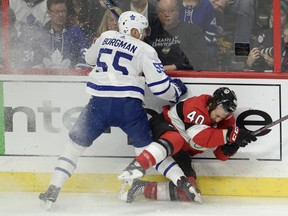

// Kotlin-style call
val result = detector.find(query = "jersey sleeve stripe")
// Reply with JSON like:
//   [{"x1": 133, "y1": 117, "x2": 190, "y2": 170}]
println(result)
[
  {"x1": 152, "y1": 84, "x2": 172, "y2": 96},
  {"x1": 87, "y1": 82, "x2": 145, "y2": 95},
  {"x1": 146, "y1": 77, "x2": 171, "y2": 87},
  {"x1": 176, "y1": 101, "x2": 185, "y2": 121}
]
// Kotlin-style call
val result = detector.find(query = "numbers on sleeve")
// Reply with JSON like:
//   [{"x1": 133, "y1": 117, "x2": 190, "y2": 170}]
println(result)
[
  {"x1": 96, "y1": 48, "x2": 133, "y2": 74},
  {"x1": 153, "y1": 62, "x2": 165, "y2": 73},
  {"x1": 187, "y1": 111, "x2": 205, "y2": 124}
]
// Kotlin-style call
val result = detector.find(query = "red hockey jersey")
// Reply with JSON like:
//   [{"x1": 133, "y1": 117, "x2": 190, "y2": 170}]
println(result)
[{"x1": 163, "y1": 94, "x2": 236, "y2": 160}]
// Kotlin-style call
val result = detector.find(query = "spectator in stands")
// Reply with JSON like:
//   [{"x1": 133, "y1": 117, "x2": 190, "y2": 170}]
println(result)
[
  {"x1": 210, "y1": 0, "x2": 255, "y2": 45},
  {"x1": 16, "y1": 0, "x2": 89, "y2": 68},
  {"x1": 66, "y1": 0, "x2": 101, "y2": 43},
  {"x1": 210, "y1": 0, "x2": 254, "y2": 43},
  {"x1": 146, "y1": 0, "x2": 208, "y2": 71},
  {"x1": 245, "y1": 0, "x2": 288, "y2": 72},
  {"x1": 179, "y1": 0, "x2": 217, "y2": 69},
  {"x1": 118, "y1": 0, "x2": 158, "y2": 26},
  {"x1": 9, "y1": 0, "x2": 50, "y2": 36},
  {"x1": 209, "y1": 0, "x2": 255, "y2": 71},
  {"x1": 96, "y1": 7, "x2": 123, "y2": 38}
]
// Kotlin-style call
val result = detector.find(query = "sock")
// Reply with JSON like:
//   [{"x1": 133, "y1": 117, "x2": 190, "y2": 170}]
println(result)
[
  {"x1": 143, "y1": 177, "x2": 197, "y2": 202},
  {"x1": 50, "y1": 140, "x2": 86, "y2": 188},
  {"x1": 135, "y1": 141, "x2": 168, "y2": 170}
]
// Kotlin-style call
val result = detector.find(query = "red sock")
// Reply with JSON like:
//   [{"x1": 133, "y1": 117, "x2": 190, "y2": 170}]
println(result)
[
  {"x1": 144, "y1": 182, "x2": 158, "y2": 200},
  {"x1": 136, "y1": 150, "x2": 156, "y2": 170},
  {"x1": 142, "y1": 177, "x2": 198, "y2": 202}
]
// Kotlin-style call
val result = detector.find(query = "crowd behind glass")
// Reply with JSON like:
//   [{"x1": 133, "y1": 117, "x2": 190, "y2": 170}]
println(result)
[{"x1": 0, "y1": 0, "x2": 287, "y2": 72}]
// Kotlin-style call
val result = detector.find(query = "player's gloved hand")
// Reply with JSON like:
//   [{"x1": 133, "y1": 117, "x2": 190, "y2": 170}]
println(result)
[
  {"x1": 171, "y1": 78, "x2": 187, "y2": 103},
  {"x1": 226, "y1": 126, "x2": 257, "y2": 147},
  {"x1": 221, "y1": 143, "x2": 240, "y2": 156}
]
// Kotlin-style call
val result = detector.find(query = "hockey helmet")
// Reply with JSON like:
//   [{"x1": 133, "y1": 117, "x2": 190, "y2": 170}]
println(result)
[
  {"x1": 118, "y1": 11, "x2": 149, "y2": 36},
  {"x1": 208, "y1": 87, "x2": 238, "y2": 113}
]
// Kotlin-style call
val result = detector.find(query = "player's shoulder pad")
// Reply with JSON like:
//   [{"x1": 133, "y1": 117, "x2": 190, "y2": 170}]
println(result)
[
  {"x1": 184, "y1": 96, "x2": 210, "y2": 117},
  {"x1": 100, "y1": 30, "x2": 117, "y2": 37},
  {"x1": 138, "y1": 41, "x2": 158, "y2": 57}
]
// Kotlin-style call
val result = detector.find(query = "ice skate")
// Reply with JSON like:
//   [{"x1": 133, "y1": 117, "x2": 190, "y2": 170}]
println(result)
[
  {"x1": 119, "y1": 179, "x2": 147, "y2": 203},
  {"x1": 126, "y1": 179, "x2": 147, "y2": 203},
  {"x1": 176, "y1": 176, "x2": 202, "y2": 203},
  {"x1": 39, "y1": 184, "x2": 61, "y2": 210},
  {"x1": 118, "y1": 159, "x2": 146, "y2": 180}
]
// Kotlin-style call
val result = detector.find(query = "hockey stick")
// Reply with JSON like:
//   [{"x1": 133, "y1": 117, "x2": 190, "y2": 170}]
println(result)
[
  {"x1": 251, "y1": 114, "x2": 288, "y2": 135},
  {"x1": 102, "y1": 0, "x2": 120, "y2": 20}
]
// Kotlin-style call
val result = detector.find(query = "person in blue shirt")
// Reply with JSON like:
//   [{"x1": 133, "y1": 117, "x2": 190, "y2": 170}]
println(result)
[
  {"x1": 16, "y1": 0, "x2": 89, "y2": 68},
  {"x1": 210, "y1": 0, "x2": 255, "y2": 45},
  {"x1": 179, "y1": 0, "x2": 217, "y2": 69}
]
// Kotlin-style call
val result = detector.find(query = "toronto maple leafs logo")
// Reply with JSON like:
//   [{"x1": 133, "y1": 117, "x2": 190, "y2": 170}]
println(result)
[
  {"x1": 130, "y1": 14, "x2": 135, "y2": 20},
  {"x1": 43, "y1": 49, "x2": 71, "y2": 68}
]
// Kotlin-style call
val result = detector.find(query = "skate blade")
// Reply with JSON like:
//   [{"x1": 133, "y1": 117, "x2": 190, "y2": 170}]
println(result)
[
  {"x1": 119, "y1": 180, "x2": 133, "y2": 201},
  {"x1": 194, "y1": 193, "x2": 202, "y2": 204},
  {"x1": 40, "y1": 200, "x2": 54, "y2": 210},
  {"x1": 188, "y1": 186, "x2": 202, "y2": 204}
]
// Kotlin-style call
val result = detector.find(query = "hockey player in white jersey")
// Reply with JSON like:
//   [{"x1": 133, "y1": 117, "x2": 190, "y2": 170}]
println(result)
[{"x1": 39, "y1": 11, "x2": 187, "y2": 210}]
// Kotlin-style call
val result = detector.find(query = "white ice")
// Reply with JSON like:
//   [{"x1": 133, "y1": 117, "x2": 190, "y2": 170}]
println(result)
[{"x1": 1, "y1": 192, "x2": 288, "y2": 216}]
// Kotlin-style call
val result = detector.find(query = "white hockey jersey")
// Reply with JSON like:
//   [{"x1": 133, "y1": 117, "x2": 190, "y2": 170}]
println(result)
[
  {"x1": 9, "y1": 0, "x2": 50, "y2": 34},
  {"x1": 85, "y1": 30, "x2": 178, "y2": 102}
]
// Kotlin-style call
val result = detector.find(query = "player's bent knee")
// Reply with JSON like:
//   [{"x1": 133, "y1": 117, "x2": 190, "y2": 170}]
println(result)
[
  {"x1": 160, "y1": 131, "x2": 185, "y2": 154},
  {"x1": 156, "y1": 138, "x2": 175, "y2": 156}
]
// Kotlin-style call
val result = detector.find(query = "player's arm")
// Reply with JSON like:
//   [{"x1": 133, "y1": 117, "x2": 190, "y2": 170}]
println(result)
[
  {"x1": 142, "y1": 48, "x2": 187, "y2": 103},
  {"x1": 213, "y1": 125, "x2": 257, "y2": 161},
  {"x1": 213, "y1": 143, "x2": 240, "y2": 161},
  {"x1": 210, "y1": 115, "x2": 240, "y2": 160},
  {"x1": 216, "y1": 114, "x2": 236, "y2": 129},
  {"x1": 188, "y1": 124, "x2": 253, "y2": 161},
  {"x1": 189, "y1": 125, "x2": 257, "y2": 149},
  {"x1": 187, "y1": 125, "x2": 227, "y2": 148},
  {"x1": 84, "y1": 35, "x2": 103, "y2": 66}
]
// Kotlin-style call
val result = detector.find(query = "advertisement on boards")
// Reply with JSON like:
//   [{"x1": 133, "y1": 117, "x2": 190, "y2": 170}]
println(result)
[
  {"x1": 0, "y1": 78, "x2": 287, "y2": 178},
  {"x1": 1, "y1": 78, "x2": 283, "y2": 163}
]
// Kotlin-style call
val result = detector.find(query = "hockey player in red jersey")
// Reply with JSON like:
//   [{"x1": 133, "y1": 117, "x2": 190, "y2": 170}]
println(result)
[{"x1": 118, "y1": 87, "x2": 257, "y2": 203}]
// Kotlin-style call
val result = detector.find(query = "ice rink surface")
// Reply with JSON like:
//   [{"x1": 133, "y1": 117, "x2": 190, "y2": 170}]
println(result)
[{"x1": 1, "y1": 192, "x2": 288, "y2": 216}]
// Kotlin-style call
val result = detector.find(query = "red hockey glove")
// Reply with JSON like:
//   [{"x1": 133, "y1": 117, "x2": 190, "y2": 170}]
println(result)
[{"x1": 226, "y1": 126, "x2": 257, "y2": 147}]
